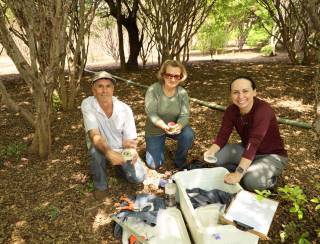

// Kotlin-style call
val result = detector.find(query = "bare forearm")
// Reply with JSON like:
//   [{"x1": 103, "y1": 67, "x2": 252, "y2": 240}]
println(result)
[
  {"x1": 206, "y1": 144, "x2": 221, "y2": 155},
  {"x1": 91, "y1": 134, "x2": 112, "y2": 156},
  {"x1": 155, "y1": 119, "x2": 169, "y2": 131},
  {"x1": 89, "y1": 130, "x2": 124, "y2": 165},
  {"x1": 238, "y1": 157, "x2": 252, "y2": 172}
]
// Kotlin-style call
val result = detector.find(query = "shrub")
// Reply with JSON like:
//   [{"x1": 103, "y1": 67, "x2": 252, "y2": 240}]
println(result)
[
  {"x1": 0, "y1": 142, "x2": 27, "y2": 160},
  {"x1": 260, "y1": 44, "x2": 274, "y2": 56}
]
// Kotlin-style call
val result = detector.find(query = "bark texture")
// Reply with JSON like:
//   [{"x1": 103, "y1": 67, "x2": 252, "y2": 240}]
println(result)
[{"x1": 0, "y1": 1, "x2": 71, "y2": 159}]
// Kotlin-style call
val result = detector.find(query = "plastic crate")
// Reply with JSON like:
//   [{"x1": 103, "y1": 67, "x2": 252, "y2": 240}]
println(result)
[
  {"x1": 121, "y1": 207, "x2": 191, "y2": 244},
  {"x1": 174, "y1": 167, "x2": 259, "y2": 244}
]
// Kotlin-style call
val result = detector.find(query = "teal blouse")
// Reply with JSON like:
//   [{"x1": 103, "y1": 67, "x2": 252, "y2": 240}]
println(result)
[{"x1": 145, "y1": 82, "x2": 190, "y2": 136}]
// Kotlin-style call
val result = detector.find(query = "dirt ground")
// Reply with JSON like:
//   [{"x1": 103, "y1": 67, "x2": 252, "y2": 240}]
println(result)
[{"x1": 0, "y1": 53, "x2": 319, "y2": 243}]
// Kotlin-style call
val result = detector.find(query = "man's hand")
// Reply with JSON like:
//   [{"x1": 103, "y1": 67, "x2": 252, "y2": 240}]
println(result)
[
  {"x1": 224, "y1": 172, "x2": 242, "y2": 185},
  {"x1": 130, "y1": 149, "x2": 139, "y2": 165},
  {"x1": 105, "y1": 150, "x2": 125, "y2": 166},
  {"x1": 123, "y1": 139, "x2": 137, "y2": 149}
]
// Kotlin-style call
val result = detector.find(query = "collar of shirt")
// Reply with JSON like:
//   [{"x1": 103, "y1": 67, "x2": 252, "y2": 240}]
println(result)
[{"x1": 93, "y1": 96, "x2": 119, "y2": 117}]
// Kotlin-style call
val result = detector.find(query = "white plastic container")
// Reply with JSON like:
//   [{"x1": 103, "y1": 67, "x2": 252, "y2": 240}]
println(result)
[
  {"x1": 174, "y1": 167, "x2": 259, "y2": 244},
  {"x1": 165, "y1": 180, "x2": 177, "y2": 207},
  {"x1": 121, "y1": 207, "x2": 191, "y2": 244}
]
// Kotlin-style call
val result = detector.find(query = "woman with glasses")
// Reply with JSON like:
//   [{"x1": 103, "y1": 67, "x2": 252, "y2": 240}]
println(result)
[
  {"x1": 204, "y1": 76, "x2": 288, "y2": 191},
  {"x1": 144, "y1": 60, "x2": 194, "y2": 170}
]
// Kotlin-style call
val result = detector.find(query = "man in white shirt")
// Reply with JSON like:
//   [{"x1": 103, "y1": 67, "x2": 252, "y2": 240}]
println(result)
[{"x1": 81, "y1": 71, "x2": 146, "y2": 200}]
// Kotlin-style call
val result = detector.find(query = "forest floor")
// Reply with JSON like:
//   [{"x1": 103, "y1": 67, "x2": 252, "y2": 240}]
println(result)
[{"x1": 0, "y1": 52, "x2": 319, "y2": 243}]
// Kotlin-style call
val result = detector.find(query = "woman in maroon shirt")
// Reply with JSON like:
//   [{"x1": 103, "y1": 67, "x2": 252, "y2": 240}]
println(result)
[{"x1": 204, "y1": 77, "x2": 288, "y2": 191}]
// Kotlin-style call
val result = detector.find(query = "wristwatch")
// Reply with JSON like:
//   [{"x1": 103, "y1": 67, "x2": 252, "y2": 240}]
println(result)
[{"x1": 236, "y1": 166, "x2": 245, "y2": 175}]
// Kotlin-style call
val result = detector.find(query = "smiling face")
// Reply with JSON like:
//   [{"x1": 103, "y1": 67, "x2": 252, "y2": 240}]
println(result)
[
  {"x1": 163, "y1": 65, "x2": 182, "y2": 90},
  {"x1": 230, "y1": 78, "x2": 256, "y2": 114},
  {"x1": 92, "y1": 79, "x2": 114, "y2": 103}
]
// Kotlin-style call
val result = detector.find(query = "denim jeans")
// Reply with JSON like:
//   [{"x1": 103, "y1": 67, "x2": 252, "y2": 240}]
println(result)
[
  {"x1": 145, "y1": 125, "x2": 194, "y2": 169},
  {"x1": 89, "y1": 147, "x2": 146, "y2": 191},
  {"x1": 215, "y1": 143, "x2": 288, "y2": 191}
]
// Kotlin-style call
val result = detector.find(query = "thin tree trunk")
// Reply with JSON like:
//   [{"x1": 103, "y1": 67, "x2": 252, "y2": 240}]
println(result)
[
  {"x1": 31, "y1": 88, "x2": 52, "y2": 160},
  {"x1": 313, "y1": 67, "x2": 320, "y2": 156},
  {"x1": 124, "y1": 21, "x2": 141, "y2": 70},
  {"x1": 116, "y1": 0, "x2": 126, "y2": 71}
]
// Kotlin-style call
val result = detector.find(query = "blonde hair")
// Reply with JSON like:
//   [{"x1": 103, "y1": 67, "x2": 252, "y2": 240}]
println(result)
[{"x1": 156, "y1": 60, "x2": 187, "y2": 84}]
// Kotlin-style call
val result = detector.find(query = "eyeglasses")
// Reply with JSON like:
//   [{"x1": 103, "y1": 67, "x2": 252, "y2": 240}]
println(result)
[{"x1": 163, "y1": 73, "x2": 182, "y2": 80}]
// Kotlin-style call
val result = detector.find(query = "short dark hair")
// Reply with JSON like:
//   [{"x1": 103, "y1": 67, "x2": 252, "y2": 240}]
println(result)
[{"x1": 229, "y1": 76, "x2": 256, "y2": 91}]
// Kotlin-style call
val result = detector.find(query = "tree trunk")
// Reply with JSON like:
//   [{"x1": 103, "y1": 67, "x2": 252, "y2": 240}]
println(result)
[
  {"x1": 116, "y1": 0, "x2": 126, "y2": 71},
  {"x1": 30, "y1": 86, "x2": 53, "y2": 160},
  {"x1": 313, "y1": 67, "x2": 320, "y2": 156},
  {"x1": 124, "y1": 20, "x2": 142, "y2": 70},
  {"x1": 270, "y1": 26, "x2": 279, "y2": 56}
]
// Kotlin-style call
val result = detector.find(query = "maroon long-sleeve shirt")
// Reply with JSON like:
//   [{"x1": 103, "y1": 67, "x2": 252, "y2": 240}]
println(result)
[{"x1": 214, "y1": 97, "x2": 287, "y2": 160}]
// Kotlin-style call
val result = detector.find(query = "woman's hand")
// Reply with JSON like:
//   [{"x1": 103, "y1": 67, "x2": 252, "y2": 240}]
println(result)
[
  {"x1": 204, "y1": 144, "x2": 220, "y2": 159},
  {"x1": 166, "y1": 123, "x2": 182, "y2": 135},
  {"x1": 224, "y1": 172, "x2": 242, "y2": 185}
]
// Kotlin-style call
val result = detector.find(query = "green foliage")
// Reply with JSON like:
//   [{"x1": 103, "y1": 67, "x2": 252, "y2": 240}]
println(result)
[
  {"x1": 277, "y1": 184, "x2": 320, "y2": 243},
  {"x1": 311, "y1": 197, "x2": 320, "y2": 211},
  {"x1": 311, "y1": 183, "x2": 320, "y2": 211},
  {"x1": 260, "y1": 44, "x2": 273, "y2": 56},
  {"x1": 0, "y1": 142, "x2": 27, "y2": 160},
  {"x1": 48, "y1": 206, "x2": 59, "y2": 221},
  {"x1": 278, "y1": 185, "x2": 307, "y2": 220},
  {"x1": 298, "y1": 232, "x2": 310, "y2": 244},
  {"x1": 247, "y1": 5, "x2": 272, "y2": 47},
  {"x1": 280, "y1": 221, "x2": 297, "y2": 243},
  {"x1": 52, "y1": 90, "x2": 62, "y2": 111},
  {"x1": 247, "y1": 28, "x2": 269, "y2": 47},
  {"x1": 75, "y1": 185, "x2": 85, "y2": 196},
  {"x1": 87, "y1": 180, "x2": 94, "y2": 192},
  {"x1": 280, "y1": 222, "x2": 310, "y2": 244},
  {"x1": 195, "y1": 0, "x2": 273, "y2": 51},
  {"x1": 197, "y1": 23, "x2": 229, "y2": 55},
  {"x1": 254, "y1": 189, "x2": 272, "y2": 201}
]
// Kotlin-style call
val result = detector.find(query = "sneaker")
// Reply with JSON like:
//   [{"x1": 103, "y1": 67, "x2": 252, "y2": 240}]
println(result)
[{"x1": 93, "y1": 190, "x2": 108, "y2": 201}]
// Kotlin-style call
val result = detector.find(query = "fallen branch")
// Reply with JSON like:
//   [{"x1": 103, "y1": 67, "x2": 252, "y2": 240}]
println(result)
[{"x1": 85, "y1": 69, "x2": 312, "y2": 129}]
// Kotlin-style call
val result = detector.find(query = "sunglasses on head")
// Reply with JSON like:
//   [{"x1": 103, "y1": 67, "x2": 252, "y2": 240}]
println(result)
[{"x1": 163, "y1": 73, "x2": 182, "y2": 80}]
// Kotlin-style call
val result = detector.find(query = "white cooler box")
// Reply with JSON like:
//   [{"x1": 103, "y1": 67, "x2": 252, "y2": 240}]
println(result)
[
  {"x1": 174, "y1": 167, "x2": 259, "y2": 244},
  {"x1": 121, "y1": 207, "x2": 191, "y2": 244}
]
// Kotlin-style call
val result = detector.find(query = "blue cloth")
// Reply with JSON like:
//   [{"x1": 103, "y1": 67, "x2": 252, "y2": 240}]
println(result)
[
  {"x1": 89, "y1": 146, "x2": 146, "y2": 191},
  {"x1": 113, "y1": 194, "x2": 166, "y2": 239},
  {"x1": 145, "y1": 125, "x2": 194, "y2": 169},
  {"x1": 186, "y1": 188, "x2": 235, "y2": 209}
]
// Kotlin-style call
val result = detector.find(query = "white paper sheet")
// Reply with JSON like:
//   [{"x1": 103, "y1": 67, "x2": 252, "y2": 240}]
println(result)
[{"x1": 225, "y1": 190, "x2": 278, "y2": 235}]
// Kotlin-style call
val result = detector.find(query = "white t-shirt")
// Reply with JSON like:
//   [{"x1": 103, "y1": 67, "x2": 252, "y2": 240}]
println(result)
[{"x1": 81, "y1": 96, "x2": 137, "y2": 150}]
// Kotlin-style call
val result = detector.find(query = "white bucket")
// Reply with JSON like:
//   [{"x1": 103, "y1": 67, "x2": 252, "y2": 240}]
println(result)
[{"x1": 174, "y1": 167, "x2": 259, "y2": 244}]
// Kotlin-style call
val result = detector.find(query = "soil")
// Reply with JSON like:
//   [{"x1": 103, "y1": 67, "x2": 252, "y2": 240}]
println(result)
[{"x1": 0, "y1": 53, "x2": 319, "y2": 244}]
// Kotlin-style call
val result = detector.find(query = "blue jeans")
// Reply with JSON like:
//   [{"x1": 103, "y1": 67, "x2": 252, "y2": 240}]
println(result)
[
  {"x1": 215, "y1": 143, "x2": 288, "y2": 191},
  {"x1": 145, "y1": 125, "x2": 194, "y2": 169},
  {"x1": 89, "y1": 147, "x2": 146, "y2": 191}
]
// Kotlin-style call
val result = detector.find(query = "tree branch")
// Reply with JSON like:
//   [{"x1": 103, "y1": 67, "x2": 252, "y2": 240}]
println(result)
[{"x1": 0, "y1": 80, "x2": 35, "y2": 127}]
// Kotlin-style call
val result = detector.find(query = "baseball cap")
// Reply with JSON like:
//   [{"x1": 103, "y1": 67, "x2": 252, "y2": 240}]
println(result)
[{"x1": 91, "y1": 71, "x2": 116, "y2": 85}]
